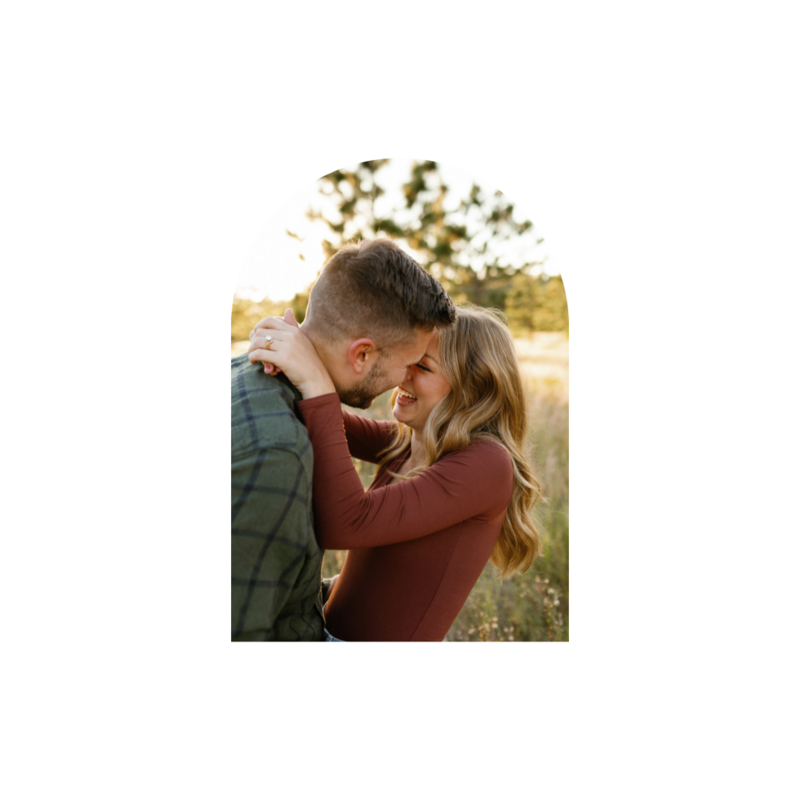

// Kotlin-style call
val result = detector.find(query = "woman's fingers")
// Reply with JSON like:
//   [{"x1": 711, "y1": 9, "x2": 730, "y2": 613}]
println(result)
[
  {"x1": 247, "y1": 332, "x2": 292, "y2": 364},
  {"x1": 247, "y1": 348, "x2": 275, "y2": 364},
  {"x1": 248, "y1": 330, "x2": 284, "y2": 357},
  {"x1": 248, "y1": 328, "x2": 280, "y2": 353},
  {"x1": 247, "y1": 344, "x2": 282, "y2": 365},
  {"x1": 252, "y1": 330, "x2": 281, "y2": 346},
  {"x1": 247, "y1": 326, "x2": 294, "y2": 375},
  {"x1": 252, "y1": 316, "x2": 294, "y2": 333},
  {"x1": 249, "y1": 315, "x2": 300, "y2": 368}
]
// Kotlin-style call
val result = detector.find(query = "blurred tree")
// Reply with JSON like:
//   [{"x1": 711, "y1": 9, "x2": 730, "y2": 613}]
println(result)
[
  {"x1": 505, "y1": 274, "x2": 569, "y2": 335},
  {"x1": 288, "y1": 288, "x2": 310, "y2": 325},
  {"x1": 305, "y1": 159, "x2": 392, "y2": 260},
  {"x1": 231, "y1": 295, "x2": 285, "y2": 343},
  {"x1": 302, "y1": 160, "x2": 565, "y2": 327},
  {"x1": 231, "y1": 290, "x2": 312, "y2": 343},
  {"x1": 397, "y1": 161, "x2": 545, "y2": 309}
]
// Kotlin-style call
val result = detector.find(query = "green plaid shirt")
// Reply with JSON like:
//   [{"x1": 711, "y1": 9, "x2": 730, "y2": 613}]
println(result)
[{"x1": 231, "y1": 354, "x2": 325, "y2": 641}]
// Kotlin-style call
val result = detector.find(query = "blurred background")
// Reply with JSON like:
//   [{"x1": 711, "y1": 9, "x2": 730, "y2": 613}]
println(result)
[{"x1": 231, "y1": 159, "x2": 569, "y2": 641}]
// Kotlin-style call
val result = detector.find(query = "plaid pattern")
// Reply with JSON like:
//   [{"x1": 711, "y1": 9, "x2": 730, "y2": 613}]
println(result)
[{"x1": 231, "y1": 354, "x2": 325, "y2": 641}]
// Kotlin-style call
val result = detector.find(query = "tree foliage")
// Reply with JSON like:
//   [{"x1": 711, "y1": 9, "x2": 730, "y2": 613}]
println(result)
[
  {"x1": 303, "y1": 160, "x2": 568, "y2": 332},
  {"x1": 232, "y1": 160, "x2": 569, "y2": 341},
  {"x1": 396, "y1": 161, "x2": 543, "y2": 309},
  {"x1": 230, "y1": 289, "x2": 311, "y2": 343},
  {"x1": 505, "y1": 274, "x2": 569, "y2": 334},
  {"x1": 305, "y1": 159, "x2": 392, "y2": 260}
]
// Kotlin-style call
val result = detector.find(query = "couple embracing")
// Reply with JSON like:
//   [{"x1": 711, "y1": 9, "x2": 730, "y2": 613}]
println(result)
[{"x1": 231, "y1": 238, "x2": 542, "y2": 642}]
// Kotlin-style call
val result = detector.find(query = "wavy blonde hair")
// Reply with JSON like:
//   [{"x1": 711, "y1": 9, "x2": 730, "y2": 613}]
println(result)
[{"x1": 378, "y1": 304, "x2": 543, "y2": 576}]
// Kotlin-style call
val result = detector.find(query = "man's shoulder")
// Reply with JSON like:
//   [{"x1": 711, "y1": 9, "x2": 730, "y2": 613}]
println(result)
[{"x1": 231, "y1": 354, "x2": 310, "y2": 459}]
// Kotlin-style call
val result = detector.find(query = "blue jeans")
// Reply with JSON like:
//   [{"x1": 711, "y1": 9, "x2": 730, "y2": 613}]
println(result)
[{"x1": 323, "y1": 601, "x2": 346, "y2": 642}]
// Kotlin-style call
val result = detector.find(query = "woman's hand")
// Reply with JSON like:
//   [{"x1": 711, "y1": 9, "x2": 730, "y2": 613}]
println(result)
[
  {"x1": 248, "y1": 315, "x2": 284, "y2": 376},
  {"x1": 247, "y1": 310, "x2": 336, "y2": 400}
]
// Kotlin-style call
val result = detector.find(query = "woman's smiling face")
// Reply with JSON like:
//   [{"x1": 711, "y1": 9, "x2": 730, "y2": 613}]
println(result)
[{"x1": 392, "y1": 330, "x2": 452, "y2": 431}]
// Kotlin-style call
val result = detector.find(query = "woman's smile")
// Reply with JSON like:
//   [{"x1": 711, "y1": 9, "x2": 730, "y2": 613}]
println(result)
[
  {"x1": 396, "y1": 387, "x2": 417, "y2": 406},
  {"x1": 392, "y1": 331, "x2": 451, "y2": 429}
]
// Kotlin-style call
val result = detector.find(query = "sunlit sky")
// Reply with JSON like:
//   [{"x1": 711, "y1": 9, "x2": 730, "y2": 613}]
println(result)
[{"x1": 236, "y1": 158, "x2": 557, "y2": 303}]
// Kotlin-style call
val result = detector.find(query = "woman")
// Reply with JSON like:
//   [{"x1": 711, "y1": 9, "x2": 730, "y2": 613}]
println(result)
[{"x1": 249, "y1": 304, "x2": 543, "y2": 641}]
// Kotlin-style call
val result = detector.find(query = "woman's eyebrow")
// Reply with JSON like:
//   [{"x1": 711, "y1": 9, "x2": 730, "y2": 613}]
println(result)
[{"x1": 419, "y1": 354, "x2": 439, "y2": 365}]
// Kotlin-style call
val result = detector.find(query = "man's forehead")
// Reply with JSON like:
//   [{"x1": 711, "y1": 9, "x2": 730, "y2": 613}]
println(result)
[{"x1": 397, "y1": 327, "x2": 434, "y2": 360}]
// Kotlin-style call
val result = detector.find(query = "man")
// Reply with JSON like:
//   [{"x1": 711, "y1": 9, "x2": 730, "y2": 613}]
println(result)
[{"x1": 231, "y1": 238, "x2": 455, "y2": 640}]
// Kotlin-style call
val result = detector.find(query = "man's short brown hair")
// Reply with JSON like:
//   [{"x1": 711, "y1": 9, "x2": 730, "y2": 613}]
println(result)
[{"x1": 306, "y1": 238, "x2": 455, "y2": 348}]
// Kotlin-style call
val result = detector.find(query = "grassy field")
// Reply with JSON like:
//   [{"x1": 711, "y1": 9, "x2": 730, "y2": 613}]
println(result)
[{"x1": 232, "y1": 332, "x2": 569, "y2": 642}]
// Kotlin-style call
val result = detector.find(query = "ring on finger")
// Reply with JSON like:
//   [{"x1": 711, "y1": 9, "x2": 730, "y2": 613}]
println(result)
[{"x1": 264, "y1": 335, "x2": 273, "y2": 351}]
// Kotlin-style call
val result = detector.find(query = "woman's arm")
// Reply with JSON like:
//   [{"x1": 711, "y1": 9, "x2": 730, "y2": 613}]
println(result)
[
  {"x1": 297, "y1": 394, "x2": 514, "y2": 550},
  {"x1": 342, "y1": 410, "x2": 398, "y2": 464}
]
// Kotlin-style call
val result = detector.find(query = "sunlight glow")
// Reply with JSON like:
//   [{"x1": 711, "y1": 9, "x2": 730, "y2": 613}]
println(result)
[{"x1": 235, "y1": 159, "x2": 554, "y2": 302}]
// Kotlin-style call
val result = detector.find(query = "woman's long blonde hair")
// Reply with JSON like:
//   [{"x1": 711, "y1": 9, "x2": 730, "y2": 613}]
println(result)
[{"x1": 378, "y1": 304, "x2": 543, "y2": 576}]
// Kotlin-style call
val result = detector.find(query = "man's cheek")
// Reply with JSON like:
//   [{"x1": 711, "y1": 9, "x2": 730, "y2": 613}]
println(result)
[{"x1": 388, "y1": 368, "x2": 406, "y2": 386}]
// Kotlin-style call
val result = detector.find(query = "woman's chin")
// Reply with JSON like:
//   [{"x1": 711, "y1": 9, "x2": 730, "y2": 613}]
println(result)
[
  {"x1": 393, "y1": 404, "x2": 423, "y2": 431},
  {"x1": 393, "y1": 404, "x2": 413, "y2": 424}
]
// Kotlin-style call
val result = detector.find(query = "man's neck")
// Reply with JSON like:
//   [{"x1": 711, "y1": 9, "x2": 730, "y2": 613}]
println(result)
[
  {"x1": 300, "y1": 321, "x2": 342, "y2": 398},
  {"x1": 299, "y1": 321, "x2": 329, "y2": 366}
]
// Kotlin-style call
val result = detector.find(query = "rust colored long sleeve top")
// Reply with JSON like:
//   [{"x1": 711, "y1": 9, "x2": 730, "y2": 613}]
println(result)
[{"x1": 296, "y1": 393, "x2": 514, "y2": 642}]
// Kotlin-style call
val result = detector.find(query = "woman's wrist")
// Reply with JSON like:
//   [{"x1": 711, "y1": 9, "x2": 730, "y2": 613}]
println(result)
[{"x1": 298, "y1": 376, "x2": 337, "y2": 400}]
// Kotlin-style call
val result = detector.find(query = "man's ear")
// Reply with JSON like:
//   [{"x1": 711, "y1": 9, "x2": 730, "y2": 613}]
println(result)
[{"x1": 348, "y1": 338, "x2": 377, "y2": 374}]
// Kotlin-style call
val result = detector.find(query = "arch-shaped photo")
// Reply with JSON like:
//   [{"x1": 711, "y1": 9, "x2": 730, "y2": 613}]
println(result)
[{"x1": 231, "y1": 159, "x2": 568, "y2": 642}]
